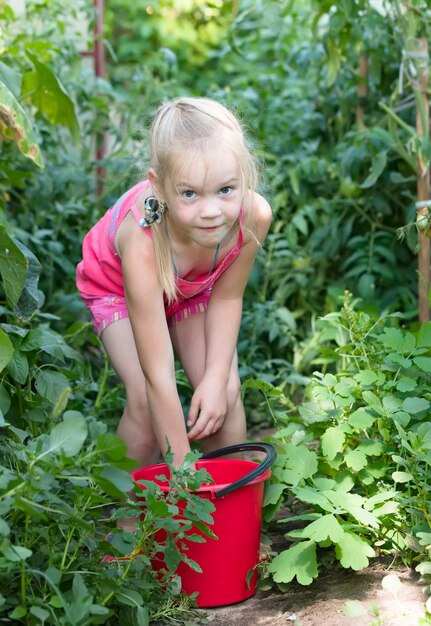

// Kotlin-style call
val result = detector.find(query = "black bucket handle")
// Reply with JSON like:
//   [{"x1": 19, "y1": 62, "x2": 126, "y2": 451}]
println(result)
[{"x1": 201, "y1": 442, "x2": 276, "y2": 498}]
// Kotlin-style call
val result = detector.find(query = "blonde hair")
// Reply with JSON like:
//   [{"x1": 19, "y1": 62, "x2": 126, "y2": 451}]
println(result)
[{"x1": 147, "y1": 96, "x2": 259, "y2": 303}]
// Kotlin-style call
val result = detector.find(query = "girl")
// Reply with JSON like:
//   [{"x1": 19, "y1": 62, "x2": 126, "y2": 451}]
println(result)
[{"x1": 76, "y1": 97, "x2": 272, "y2": 489}]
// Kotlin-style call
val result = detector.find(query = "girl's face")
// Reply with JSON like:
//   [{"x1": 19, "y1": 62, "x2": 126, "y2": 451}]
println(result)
[{"x1": 159, "y1": 143, "x2": 243, "y2": 249}]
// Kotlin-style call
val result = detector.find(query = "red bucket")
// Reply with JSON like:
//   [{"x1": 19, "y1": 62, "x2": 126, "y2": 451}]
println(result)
[{"x1": 131, "y1": 442, "x2": 276, "y2": 608}]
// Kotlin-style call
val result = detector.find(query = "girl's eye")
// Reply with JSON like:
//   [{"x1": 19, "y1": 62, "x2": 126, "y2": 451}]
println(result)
[
  {"x1": 219, "y1": 186, "x2": 232, "y2": 195},
  {"x1": 181, "y1": 190, "x2": 196, "y2": 199}
]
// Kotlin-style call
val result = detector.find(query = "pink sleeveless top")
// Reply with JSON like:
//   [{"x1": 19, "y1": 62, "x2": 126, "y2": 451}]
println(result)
[{"x1": 76, "y1": 180, "x2": 244, "y2": 318}]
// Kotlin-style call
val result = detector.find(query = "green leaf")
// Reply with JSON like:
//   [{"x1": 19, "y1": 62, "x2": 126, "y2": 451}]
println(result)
[
  {"x1": 293, "y1": 487, "x2": 333, "y2": 513},
  {"x1": 0, "y1": 329, "x2": 13, "y2": 372},
  {"x1": 362, "y1": 390, "x2": 382, "y2": 409},
  {"x1": 321, "y1": 427, "x2": 345, "y2": 460},
  {"x1": 23, "y1": 52, "x2": 79, "y2": 139},
  {"x1": 396, "y1": 377, "x2": 417, "y2": 392},
  {"x1": 302, "y1": 514, "x2": 344, "y2": 543},
  {"x1": 416, "y1": 561, "x2": 431, "y2": 575},
  {"x1": 1, "y1": 542, "x2": 32, "y2": 562},
  {"x1": 263, "y1": 483, "x2": 286, "y2": 506},
  {"x1": 22, "y1": 325, "x2": 79, "y2": 361},
  {"x1": 345, "y1": 448, "x2": 368, "y2": 471},
  {"x1": 348, "y1": 408, "x2": 376, "y2": 429},
  {"x1": 47, "y1": 416, "x2": 88, "y2": 458},
  {"x1": 0, "y1": 226, "x2": 28, "y2": 308},
  {"x1": 96, "y1": 432, "x2": 128, "y2": 461},
  {"x1": 0, "y1": 61, "x2": 22, "y2": 97},
  {"x1": 360, "y1": 151, "x2": 387, "y2": 188},
  {"x1": 34, "y1": 370, "x2": 70, "y2": 405},
  {"x1": 164, "y1": 534, "x2": 182, "y2": 573},
  {"x1": 14, "y1": 238, "x2": 41, "y2": 320},
  {"x1": 0, "y1": 79, "x2": 43, "y2": 166},
  {"x1": 267, "y1": 540, "x2": 318, "y2": 585},
  {"x1": 283, "y1": 443, "x2": 318, "y2": 485},
  {"x1": 97, "y1": 465, "x2": 134, "y2": 497},
  {"x1": 381, "y1": 328, "x2": 416, "y2": 354},
  {"x1": 354, "y1": 370, "x2": 379, "y2": 385},
  {"x1": 413, "y1": 357, "x2": 431, "y2": 373},
  {"x1": 335, "y1": 531, "x2": 374, "y2": 570},
  {"x1": 7, "y1": 350, "x2": 28, "y2": 384},
  {"x1": 392, "y1": 471, "x2": 413, "y2": 483},
  {"x1": 9, "y1": 606, "x2": 27, "y2": 619},
  {"x1": 402, "y1": 397, "x2": 430, "y2": 414}
]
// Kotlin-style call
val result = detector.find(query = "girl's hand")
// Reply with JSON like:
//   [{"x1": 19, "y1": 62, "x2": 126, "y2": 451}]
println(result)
[{"x1": 186, "y1": 377, "x2": 228, "y2": 441}]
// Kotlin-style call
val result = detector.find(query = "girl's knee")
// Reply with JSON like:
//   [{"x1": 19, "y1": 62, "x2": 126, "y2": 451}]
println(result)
[{"x1": 226, "y1": 372, "x2": 242, "y2": 410}]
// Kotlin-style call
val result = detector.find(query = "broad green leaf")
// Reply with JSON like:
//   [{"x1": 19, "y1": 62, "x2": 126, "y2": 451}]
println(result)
[
  {"x1": 360, "y1": 151, "x2": 387, "y2": 188},
  {"x1": 362, "y1": 390, "x2": 382, "y2": 409},
  {"x1": 283, "y1": 443, "x2": 318, "y2": 485},
  {"x1": 47, "y1": 416, "x2": 88, "y2": 458},
  {"x1": 348, "y1": 408, "x2": 376, "y2": 429},
  {"x1": 354, "y1": 370, "x2": 379, "y2": 385},
  {"x1": 6, "y1": 350, "x2": 28, "y2": 384},
  {"x1": 0, "y1": 79, "x2": 43, "y2": 166},
  {"x1": 0, "y1": 61, "x2": 22, "y2": 97},
  {"x1": 302, "y1": 514, "x2": 344, "y2": 543},
  {"x1": 416, "y1": 561, "x2": 431, "y2": 575},
  {"x1": 0, "y1": 329, "x2": 13, "y2": 372},
  {"x1": 22, "y1": 325, "x2": 79, "y2": 361},
  {"x1": 164, "y1": 534, "x2": 182, "y2": 573},
  {"x1": 321, "y1": 427, "x2": 345, "y2": 460},
  {"x1": 267, "y1": 540, "x2": 318, "y2": 585},
  {"x1": 34, "y1": 370, "x2": 70, "y2": 405},
  {"x1": 413, "y1": 357, "x2": 431, "y2": 373},
  {"x1": 1, "y1": 542, "x2": 32, "y2": 562},
  {"x1": 402, "y1": 397, "x2": 430, "y2": 414},
  {"x1": 293, "y1": 487, "x2": 334, "y2": 513},
  {"x1": 396, "y1": 377, "x2": 417, "y2": 392},
  {"x1": 335, "y1": 531, "x2": 374, "y2": 570},
  {"x1": 14, "y1": 238, "x2": 41, "y2": 320},
  {"x1": 380, "y1": 328, "x2": 415, "y2": 354},
  {"x1": 392, "y1": 471, "x2": 413, "y2": 483},
  {"x1": 23, "y1": 52, "x2": 79, "y2": 140},
  {"x1": 360, "y1": 440, "x2": 384, "y2": 456},
  {"x1": 345, "y1": 448, "x2": 368, "y2": 471},
  {"x1": 97, "y1": 465, "x2": 134, "y2": 497},
  {"x1": 263, "y1": 483, "x2": 286, "y2": 506},
  {"x1": 96, "y1": 432, "x2": 128, "y2": 461},
  {"x1": 0, "y1": 226, "x2": 27, "y2": 308},
  {"x1": 241, "y1": 378, "x2": 282, "y2": 397},
  {"x1": 364, "y1": 490, "x2": 398, "y2": 510}
]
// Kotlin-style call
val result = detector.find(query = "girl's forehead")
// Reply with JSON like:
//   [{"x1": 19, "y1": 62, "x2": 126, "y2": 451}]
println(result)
[{"x1": 171, "y1": 144, "x2": 240, "y2": 188}]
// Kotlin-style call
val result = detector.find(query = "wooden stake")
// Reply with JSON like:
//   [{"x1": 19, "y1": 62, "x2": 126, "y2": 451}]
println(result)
[
  {"x1": 356, "y1": 54, "x2": 368, "y2": 130},
  {"x1": 416, "y1": 38, "x2": 430, "y2": 323}
]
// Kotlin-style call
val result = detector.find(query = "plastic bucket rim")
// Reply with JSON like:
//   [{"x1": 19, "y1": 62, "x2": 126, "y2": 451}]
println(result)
[{"x1": 131, "y1": 458, "x2": 272, "y2": 495}]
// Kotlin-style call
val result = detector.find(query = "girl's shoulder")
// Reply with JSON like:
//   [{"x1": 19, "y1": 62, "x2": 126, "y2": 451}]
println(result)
[{"x1": 243, "y1": 191, "x2": 272, "y2": 244}]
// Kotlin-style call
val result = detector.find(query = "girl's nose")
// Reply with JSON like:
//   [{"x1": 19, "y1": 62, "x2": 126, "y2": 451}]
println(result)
[{"x1": 200, "y1": 197, "x2": 222, "y2": 218}]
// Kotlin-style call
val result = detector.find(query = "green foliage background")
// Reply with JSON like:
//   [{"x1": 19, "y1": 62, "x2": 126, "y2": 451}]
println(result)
[{"x1": 1, "y1": 0, "x2": 431, "y2": 623}]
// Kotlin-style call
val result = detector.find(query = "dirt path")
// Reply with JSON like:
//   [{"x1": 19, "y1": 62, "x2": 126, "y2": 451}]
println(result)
[{"x1": 202, "y1": 563, "x2": 427, "y2": 625}]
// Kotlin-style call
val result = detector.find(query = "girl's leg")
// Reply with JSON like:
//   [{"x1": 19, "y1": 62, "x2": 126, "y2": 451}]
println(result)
[
  {"x1": 169, "y1": 312, "x2": 246, "y2": 454},
  {"x1": 100, "y1": 317, "x2": 160, "y2": 468}
]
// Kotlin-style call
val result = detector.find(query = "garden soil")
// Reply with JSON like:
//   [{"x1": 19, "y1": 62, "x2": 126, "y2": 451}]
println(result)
[{"x1": 202, "y1": 563, "x2": 427, "y2": 626}]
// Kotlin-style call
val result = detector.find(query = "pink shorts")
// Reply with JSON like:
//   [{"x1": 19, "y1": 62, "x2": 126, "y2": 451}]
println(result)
[{"x1": 80, "y1": 290, "x2": 211, "y2": 336}]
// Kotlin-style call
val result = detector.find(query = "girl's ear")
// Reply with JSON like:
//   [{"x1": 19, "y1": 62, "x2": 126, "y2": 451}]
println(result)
[{"x1": 148, "y1": 168, "x2": 162, "y2": 199}]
